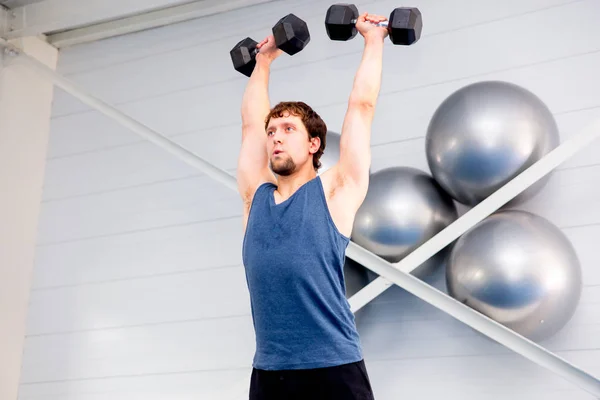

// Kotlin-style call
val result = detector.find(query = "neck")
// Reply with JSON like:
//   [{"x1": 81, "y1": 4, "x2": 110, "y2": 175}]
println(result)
[{"x1": 276, "y1": 167, "x2": 317, "y2": 199}]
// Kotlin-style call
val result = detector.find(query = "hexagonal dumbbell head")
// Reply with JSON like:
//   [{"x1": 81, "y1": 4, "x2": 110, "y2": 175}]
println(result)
[
  {"x1": 230, "y1": 37, "x2": 259, "y2": 77},
  {"x1": 325, "y1": 4, "x2": 359, "y2": 41},
  {"x1": 272, "y1": 13, "x2": 311, "y2": 55},
  {"x1": 388, "y1": 7, "x2": 423, "y2": 45}
]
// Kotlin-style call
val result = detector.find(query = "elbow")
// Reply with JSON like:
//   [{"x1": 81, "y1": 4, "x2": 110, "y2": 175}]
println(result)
[
  {"x1": 348, "y1": 97, "x2": 376, "y2": 113},
  {"x1": 242, "y1": 119, "x2": 264, "y2": 133}
]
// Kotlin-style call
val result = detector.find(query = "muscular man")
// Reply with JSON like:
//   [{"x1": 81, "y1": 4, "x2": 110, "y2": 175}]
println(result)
[{"x1": 237, "y1": 12, "x2": 388, "y2": 400}]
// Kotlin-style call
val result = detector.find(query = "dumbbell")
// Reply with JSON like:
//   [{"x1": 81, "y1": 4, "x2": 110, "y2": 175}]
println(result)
[
  {"x1": 230, "y1": 14, "x2": 311, "y2": 77},
  {"x1": 325, "y1": 4, "x2": 422, "y2": 45}
]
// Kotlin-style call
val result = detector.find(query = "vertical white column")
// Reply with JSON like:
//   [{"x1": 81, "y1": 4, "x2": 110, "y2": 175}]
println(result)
[{"x1": 0, "y1": 36, "x2": 58, "y2": 400}]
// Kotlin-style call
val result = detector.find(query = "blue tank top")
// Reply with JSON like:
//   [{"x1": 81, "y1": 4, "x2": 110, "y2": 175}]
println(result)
[{"x1": 242, "y1": 176, "x2": 363, "y2": 370}]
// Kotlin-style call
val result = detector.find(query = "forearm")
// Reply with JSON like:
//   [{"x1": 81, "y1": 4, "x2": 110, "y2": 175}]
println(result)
[
  {"x1": 348, "y1": 37, "x2": 384, "y2": 108},
  {"x1": 241, "y1": 54, "x2": 273, "y2": 130}
]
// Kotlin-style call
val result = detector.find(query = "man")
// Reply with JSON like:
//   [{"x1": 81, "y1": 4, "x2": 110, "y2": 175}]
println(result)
[{"x1": 237, "y1": 11, "x2": 388, "y2": 400}]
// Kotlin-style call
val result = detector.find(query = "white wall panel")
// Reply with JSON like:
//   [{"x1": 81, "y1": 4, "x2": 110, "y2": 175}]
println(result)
[
  {"x1": 26, "y1": 265, "x2": 249, "y2": 335},
  {"x1": 37, "y1": 173, "x2": 241, "y2": 244},
  {"x1": 33, "y1": 217, "x2": 245, "y2": 288},
  {"x1": 18, "y1": 368, "x2": 251, "y2": 400},
  {"x1": 20, "y1": 316, "x2": 256, "y2": 382}
]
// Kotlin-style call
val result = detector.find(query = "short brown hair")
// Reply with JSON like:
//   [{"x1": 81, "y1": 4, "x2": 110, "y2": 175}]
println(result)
[{"x1": 265, "y1": 101, "x2": 328, "y2": 171}]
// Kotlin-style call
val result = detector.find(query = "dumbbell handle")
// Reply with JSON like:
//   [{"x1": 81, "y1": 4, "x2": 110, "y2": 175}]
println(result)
[
  {"x1": 249, "y1": 46, "x2": 260, "y2": 57},
  {"x1": 350, "y1": 19, "x2": 389, "y2": 28}
]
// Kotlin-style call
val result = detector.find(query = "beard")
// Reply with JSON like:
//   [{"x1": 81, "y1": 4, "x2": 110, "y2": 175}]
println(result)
[{"x1": 270, "y1": 156, "x2": 297, "y2": 176}]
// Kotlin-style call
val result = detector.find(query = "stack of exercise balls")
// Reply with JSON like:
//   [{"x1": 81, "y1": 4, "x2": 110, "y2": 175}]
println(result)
[{"x1": 327, "y1": 80, "x2": 583, "y2": 342}]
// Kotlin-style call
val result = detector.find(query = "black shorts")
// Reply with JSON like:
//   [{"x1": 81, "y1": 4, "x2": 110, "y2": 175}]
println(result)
[{"x1": 249, "y1": 359, "x2": 375, "y2": 400}]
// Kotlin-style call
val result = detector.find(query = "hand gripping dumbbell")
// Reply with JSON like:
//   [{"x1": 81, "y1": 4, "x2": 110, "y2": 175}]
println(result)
[
  {"x1": 325, "y1": 4, "x2": 422, "y2": 45},
  {"x1": 230, "y1": 14, "x2": 311, "y2": 77}
]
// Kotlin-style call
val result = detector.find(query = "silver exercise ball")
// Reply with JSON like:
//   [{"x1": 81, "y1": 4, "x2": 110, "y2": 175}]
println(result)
[
  {"x1": 425, "y1": 81, "x2": 560, "y2": 206},
  {"x1": 351, "y1": 166, "x2": 459, "y2": 278},
  {"x1": 319, "y1": 131, "x2": 341, "y2": 174},
  {"x1": 446, "y1": 210, "x2": 582, "y2": 341}
]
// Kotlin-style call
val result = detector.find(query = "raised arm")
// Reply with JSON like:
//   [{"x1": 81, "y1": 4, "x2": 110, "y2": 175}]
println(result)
[
  {"x1": 337, "y1": 13, "x2": 388, "y2": 195},
  {"x1": 237, "y1": 36, "x2": 281, "y2": 216}
]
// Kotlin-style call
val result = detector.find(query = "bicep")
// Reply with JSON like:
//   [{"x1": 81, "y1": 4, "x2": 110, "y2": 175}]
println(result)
[
  {"x1": 237, "y1": 126, "x2": 274, "y2": 203},
  {"x1": 338, "y1": 102, "x2": 373, "y2": 188}
]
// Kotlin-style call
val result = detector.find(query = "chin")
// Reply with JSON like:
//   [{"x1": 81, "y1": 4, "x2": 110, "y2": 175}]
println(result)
[
  {"x1": 272, "y1": 165, "x2": 295, "y2": 176},
  {"x1": 271, "y1": 159, "x2": 296, "y2": 176},
  {"x1": 276, "y1": 169, "x2": 294, "y2": 176}
]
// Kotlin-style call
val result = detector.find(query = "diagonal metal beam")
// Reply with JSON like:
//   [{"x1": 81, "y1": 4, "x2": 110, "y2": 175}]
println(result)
[{"x1": 2, "y1": 38, "x2": 600, "y2": 396}]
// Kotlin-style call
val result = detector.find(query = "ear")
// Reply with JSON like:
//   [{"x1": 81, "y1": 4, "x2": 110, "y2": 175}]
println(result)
[{"x1": 309, "y1": 136, "x2": 321, "y2": 154}]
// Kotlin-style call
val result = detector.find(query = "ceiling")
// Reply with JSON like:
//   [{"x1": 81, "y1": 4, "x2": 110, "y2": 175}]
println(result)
[{"x1": 1, "y1": 0, "x2": 276, "y2": 47}]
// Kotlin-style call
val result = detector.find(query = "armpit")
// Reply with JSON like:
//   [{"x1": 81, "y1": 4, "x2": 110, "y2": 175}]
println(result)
[{"x1": 328, "y1": 169, "x2": 349, "y2": 199}]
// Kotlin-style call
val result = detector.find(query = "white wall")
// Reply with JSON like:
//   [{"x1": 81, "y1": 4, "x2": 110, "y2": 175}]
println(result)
[{"x1": 17, "y1": 0, "x2": 600, "y2": 399}]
